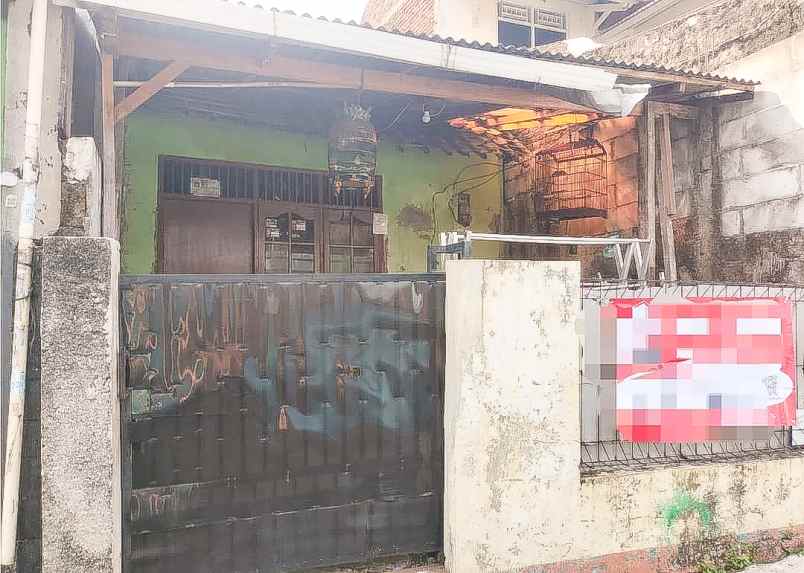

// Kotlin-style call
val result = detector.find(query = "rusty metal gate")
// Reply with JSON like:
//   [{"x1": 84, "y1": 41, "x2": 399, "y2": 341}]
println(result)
[{"x1": 120, "y1": 274, "x2": 446, "y2": 573}]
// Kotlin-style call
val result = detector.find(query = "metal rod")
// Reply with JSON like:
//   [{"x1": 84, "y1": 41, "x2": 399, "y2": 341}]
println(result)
[
  {"x1": 1, "y1": 0, "x2": 47, "y2": 565},
  {"x1": 459, "y1": 231, "x2": 650, "y2": 246}
]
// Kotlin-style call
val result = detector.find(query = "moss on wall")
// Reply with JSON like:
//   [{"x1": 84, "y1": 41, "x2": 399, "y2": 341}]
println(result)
[{"x1": 123, "y1": 112, "x2": 501, "y2": 274}]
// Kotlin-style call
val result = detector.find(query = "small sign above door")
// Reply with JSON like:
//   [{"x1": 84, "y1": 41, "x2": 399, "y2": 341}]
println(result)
[
  {"x1": 190, "y1": 177, "x2": 221, "y2": 198},
  {"x1": 372, "y1": 212, "x2": 388, "y2": 235}
]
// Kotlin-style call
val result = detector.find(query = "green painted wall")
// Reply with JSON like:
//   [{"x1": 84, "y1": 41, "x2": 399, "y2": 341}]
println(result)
[{"x1": 123, "y1": 111, "x2": 501, "y2": 274}]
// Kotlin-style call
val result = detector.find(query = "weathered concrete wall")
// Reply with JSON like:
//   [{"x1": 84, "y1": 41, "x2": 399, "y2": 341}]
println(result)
[
  {"x1": 443, "y1": 260, "x2": 804, "y2": 572},
  {"x1": 594, "y1": 0, "x2": 804, "y2": 75},
  {"x1": 40, "y1": 237, "x2": 121, "y2": 573},
  {"x1": 123, "y1": 111, "x2": 501, "y2": 274},
  {"x1": 444, "y1": 260, "x2": 582, "y2": 572},
  {"x1": 2, "y1": 0, "x2": 70, "y2": 490},
  {"x1": 711, "y1": 28, "x2": 804, "y2": 282},
  {"x1": 59, "y1": 137, "x2": 101, "y2": 236}
]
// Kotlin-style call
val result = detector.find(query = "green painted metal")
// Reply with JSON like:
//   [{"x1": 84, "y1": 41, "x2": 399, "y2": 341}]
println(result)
[{"x1": 122, "y1": 112, "x2": 502, "y2": 273}]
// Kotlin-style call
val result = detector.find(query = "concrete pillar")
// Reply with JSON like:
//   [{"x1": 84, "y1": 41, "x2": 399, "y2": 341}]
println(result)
[
  {"x1": 40, "y1": 237, "x2": 121, "y2": 573},
  {"x1": 443, "y1": 260, "x2": 581, "y2": 573}
]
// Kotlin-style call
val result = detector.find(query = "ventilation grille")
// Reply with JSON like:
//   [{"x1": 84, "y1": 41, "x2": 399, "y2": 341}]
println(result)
[
  {"x1": 498, "y1": 1, "x2": 530, "y2": 23},
  {"x1": 535, "y1": 9, "x2": 565, "y2": 30},
  {"x1": 159, "y1": 156, "x2": 381, "y2": 209}
]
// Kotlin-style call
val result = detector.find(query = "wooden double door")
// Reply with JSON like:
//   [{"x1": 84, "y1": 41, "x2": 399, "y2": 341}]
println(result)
[{"x1": 159, "y1": 196, "x2": 385, "y2": 275}]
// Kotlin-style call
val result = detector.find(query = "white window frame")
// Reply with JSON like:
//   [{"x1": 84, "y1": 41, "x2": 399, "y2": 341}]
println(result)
[{"x1": 497, "y1": 2, "x2": 567, "y2": 48}]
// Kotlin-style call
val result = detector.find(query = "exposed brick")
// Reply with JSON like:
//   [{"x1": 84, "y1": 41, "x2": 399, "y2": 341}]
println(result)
[{"x1": 611, "y1": 133, "x2": 638, "y2": 160}]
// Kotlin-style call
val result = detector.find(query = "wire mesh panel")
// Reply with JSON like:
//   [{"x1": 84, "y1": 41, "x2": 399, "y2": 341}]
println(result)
[
  {"x1": 121, "y1": 274, "x2": 445, "y2": 573},
  {"x1": 580, "y1": 282, "x2": 804, "y2": 473}
]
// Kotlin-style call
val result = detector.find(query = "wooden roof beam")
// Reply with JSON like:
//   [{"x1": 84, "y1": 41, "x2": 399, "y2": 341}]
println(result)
[{"x1": 116, "y1": 26, "x2": 596, "y2": 113}]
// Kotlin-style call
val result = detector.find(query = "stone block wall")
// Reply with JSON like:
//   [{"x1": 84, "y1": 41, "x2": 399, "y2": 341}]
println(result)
[{"x1": 712, "y1": 29, "x2": 804, "y2": 282}]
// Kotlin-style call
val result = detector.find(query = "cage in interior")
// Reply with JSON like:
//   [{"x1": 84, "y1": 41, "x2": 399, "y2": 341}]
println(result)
[{"x1": 532, "y1": 133, "x2": 609, "y2": 220}]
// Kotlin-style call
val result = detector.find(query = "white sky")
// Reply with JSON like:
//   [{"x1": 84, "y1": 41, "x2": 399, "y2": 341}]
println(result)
[{"x1": 267, "y1": 0, "x2": 369, "y2": 22}]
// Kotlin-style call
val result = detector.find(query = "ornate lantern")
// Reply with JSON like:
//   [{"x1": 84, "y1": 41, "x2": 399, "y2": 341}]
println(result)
[{"x1": 328, "y1": 104, "x2": 377, "y2": 199}]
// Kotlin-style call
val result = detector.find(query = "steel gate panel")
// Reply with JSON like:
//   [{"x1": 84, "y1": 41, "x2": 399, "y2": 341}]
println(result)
[{"x1": 120, "y1": 274, "x2": 445, "y2": 573}]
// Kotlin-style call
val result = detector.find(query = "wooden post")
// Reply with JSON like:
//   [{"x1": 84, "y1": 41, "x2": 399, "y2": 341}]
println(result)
[
  {"x1": 654, "y1": 108, "x2": 678, "y2": 282},
  {"x1": 113, "y1": 61, "x2": 188, "y2": 122},
  {"x1": 660, "y1": 113, "x2": 677, "y2": 215},
  {"x1": 101, "y1": 52, "x2": 117, "y2": 239},
  {"x1": 639, "y1": 106, "x2": 657, "y2": 280}
]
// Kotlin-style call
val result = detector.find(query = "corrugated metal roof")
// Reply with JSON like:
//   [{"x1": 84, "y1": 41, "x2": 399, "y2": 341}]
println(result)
[{"x1": 215, "y1": 1, "x2": 757, "y2": 87}]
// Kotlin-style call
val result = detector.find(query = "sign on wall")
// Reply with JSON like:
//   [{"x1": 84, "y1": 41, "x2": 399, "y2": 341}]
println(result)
[
  {"x1": 592, "y1": 297, "x2": 796, "y2": 442},
  {"x1": 190, "y1": 177, "x2": 221, "y2": 198}
]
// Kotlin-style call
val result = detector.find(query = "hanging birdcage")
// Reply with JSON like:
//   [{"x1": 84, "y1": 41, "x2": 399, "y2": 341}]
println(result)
[
  {"x1": 328, "y1": 103, "x2": 377, "y2": 201},
  {"x1": 533, "y1": 134, "x2": 609, "y2": 220}
]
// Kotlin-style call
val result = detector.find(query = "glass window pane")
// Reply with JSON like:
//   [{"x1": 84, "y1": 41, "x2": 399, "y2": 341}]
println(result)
[
  {"x1": 352, "y1": 217, "x2": 373, "y2": 246},
  {"x1": 291, "y1": 244, "x2": 315, "y2": 273},
  {"x1": 329, "y1": 247, "x2": 350, "y2": 273},
  {"x1": 265, "y1": 213, "x2": 289, "y2": 242},
  {"x1": 290, "y1": 214, "x2": 315, "y2": 243},
  {"x1": 265, "y1": 243, "x2": 289, "y2": 272},
  {"x1": 329, "y1": 216, "x2": 351, "y2": 245},
  {"x1": 353, "y1": 248, "x2": 374, "y2": 273}
]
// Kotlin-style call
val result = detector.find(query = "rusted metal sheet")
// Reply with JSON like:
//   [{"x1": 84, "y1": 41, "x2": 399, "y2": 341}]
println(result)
[{"x1": 120, "y1": 273, "x2": 445, "y2": 573}]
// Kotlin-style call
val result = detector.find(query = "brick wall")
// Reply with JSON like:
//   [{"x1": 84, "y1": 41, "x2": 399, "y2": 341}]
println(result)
[
  {"x1": 502, "y1": 118, "x2": 641, "y2": 280},
  {"x1": 362, "y1": 0, "x2": 436, "y2": 34},
  {"x1": 594, "y1": 0, "x2": 804, "y2": 74}
]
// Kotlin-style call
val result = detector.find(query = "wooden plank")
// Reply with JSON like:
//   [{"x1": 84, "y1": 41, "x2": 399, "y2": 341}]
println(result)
[
  {"x1": 631, "y1": 101, "x2": 699, "y2": 120},
  {"x1": 659, "y1": 112, "x2": 677, "y2": 215},
  {"x1": 101, "y1": 51, "x2": 118, "y2": 239},
  {"x1": 116, "y1": 28, "x2": 594, "y2": 112},
  {"x1": 639, "y1": 110, "x2": 657, "y2": 280},
  {"x1": 160, "y1": 198, "x2": 254, "y2": 273},
  {"x1": 114, "y1": 61, "x2": 189, "y2": 122},
  {"x1": 653, "y1": 112, "x2": 678, "y2": 282}
]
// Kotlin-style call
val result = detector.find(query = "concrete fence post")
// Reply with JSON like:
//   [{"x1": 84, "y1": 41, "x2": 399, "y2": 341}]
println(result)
[
  {"x1": 444, "y1": 260, "x2": 581, "y2": 573},
  {"x1": 40, "y1": 237, "x2": 122, "y2": 573}
]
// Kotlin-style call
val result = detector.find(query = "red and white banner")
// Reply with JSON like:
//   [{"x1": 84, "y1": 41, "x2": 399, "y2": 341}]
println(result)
[{"x1": 603, "y1": 297, "x2": 797, "y2": 442}]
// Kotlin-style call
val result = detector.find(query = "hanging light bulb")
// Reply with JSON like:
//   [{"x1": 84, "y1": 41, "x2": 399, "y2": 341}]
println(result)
[{"x1": 422, "y1": 109, "x2": 431, "y2": 124}]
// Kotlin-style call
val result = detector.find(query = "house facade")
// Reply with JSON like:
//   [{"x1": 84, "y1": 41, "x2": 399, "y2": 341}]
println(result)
[
  {"x1": 2, "y1": 1, "x2": 804, "y2": 573},
  {"x1": 362, "y1": 0, "x2": 641, "y2": 47}
]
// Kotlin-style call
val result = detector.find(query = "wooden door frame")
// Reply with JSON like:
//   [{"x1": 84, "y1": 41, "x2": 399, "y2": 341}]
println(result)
[{"x1": 155, "y1": 156, "x2": 386, "y2": 274}]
